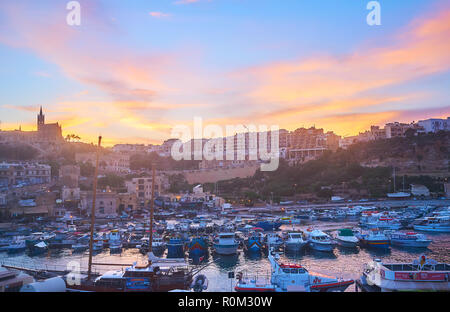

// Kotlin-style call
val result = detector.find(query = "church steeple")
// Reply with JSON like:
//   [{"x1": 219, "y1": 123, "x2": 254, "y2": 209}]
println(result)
[{"x1": 37, "y1": 106, "x2": 45, "y2": 131}]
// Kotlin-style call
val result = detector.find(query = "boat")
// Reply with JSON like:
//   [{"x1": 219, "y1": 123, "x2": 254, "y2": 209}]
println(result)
[
  {"x1": 359, "y1": 255, "x2": 450, "y2": 292},
  {"x1": 188, "y1": 237, "x2": 207, "y2": 260},
  {"x1": 356, "y1": 229, "x2": 390, "y2": 249},
  {"x1": 235, "y1": 250, "x2": 354, "y2": 292},
  {"x1": 265, "y1": 232, "x2": 284, "y2": 250},
  {"x1": 254, "y1": 220, "x2": 282, "y2": 232},
  {"x1": 92, "y1": 238, "x2": 104, "y2": 251},
  {"x1": 305, "y1": 229, "x2": 335, "y2": 252},
  {"x1": 335, "y1": 229, "x2": 359, "y2": 248},
  {"x1": 213, "y1": 233, "x2": 239, "y2": 255},
  {"x1": 152, "y1": 236, "x2": 166, "y2": 254},
  {"x1": 27, "y1": 241, "x2": 48, "y2": 256},
  {"x1": 7, "y1": 240, "x2": 26, "y2": 254},
  {"x1": 108, "y1": 230, "x2": 122, "y2": 253},
  {"x1": 283, "y1": 232, "x2": 307, "y2": 252},
  {"x1": 167, "y1": 238, "x2": 185, "y2": 258},
  {"x1": 244, "y1": 232, "x2": 265, "y2": 253},
  {"x1": 72, "y1": 242, "x2": 89, "y2": 253},
  {"x1": 66, "y1": 253, "x2": 194, "y2": 292},
  {"x1": 360, "y1": 215, "x2": 402, "y2": 230},
  {"x1": 387, "y1": 232, "x2": 432, "y2": 248},
  {"x1": 413, "y1": 217, "x2": 450, "y2": 233}
]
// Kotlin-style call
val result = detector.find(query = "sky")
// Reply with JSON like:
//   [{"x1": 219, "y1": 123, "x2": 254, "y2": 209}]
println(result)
[{"x1": 0, "y1": 0, "x2": 449, "y2": 146}]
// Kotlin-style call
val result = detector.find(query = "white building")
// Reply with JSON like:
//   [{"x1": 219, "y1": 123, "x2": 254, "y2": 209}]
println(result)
[{"x1": 418, "y1": 117, "x2": 449, "y2": 133}]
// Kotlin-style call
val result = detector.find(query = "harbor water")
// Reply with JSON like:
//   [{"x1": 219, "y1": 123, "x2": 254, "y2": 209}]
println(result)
[{"x1": 1, "y1": 219, "x2": 448, "y2": 292}]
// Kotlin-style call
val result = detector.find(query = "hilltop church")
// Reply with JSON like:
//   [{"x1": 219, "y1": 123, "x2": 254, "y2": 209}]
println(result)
[{"x1": 0, "y1": 107, "x2": 63, "y2": 144}]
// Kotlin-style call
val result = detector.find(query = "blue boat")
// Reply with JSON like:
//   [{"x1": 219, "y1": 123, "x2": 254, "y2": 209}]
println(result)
[
  {"x1": 255, "y1": 221, "x2": 282, "y2": 231},
  {"x1": 7, "y1": 241, "x2": 26, "y2": 254},
  {"x1": 28, "y1": 241, "x2": 48, "y2": 256},
  {"x1": 188, "y1": 237, "x2": 207, "y2": 260},
  {"x1": 244, "y1": 233, "x2": 264, "y2": 252},
  {"x1": 167, "y1": 238, "x2": 185, "y2": 258}
]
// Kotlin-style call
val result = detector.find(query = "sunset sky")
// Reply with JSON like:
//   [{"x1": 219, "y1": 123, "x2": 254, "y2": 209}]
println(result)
[{"x1": 0, "y1": 0, "x2": 449, "y2": 146}]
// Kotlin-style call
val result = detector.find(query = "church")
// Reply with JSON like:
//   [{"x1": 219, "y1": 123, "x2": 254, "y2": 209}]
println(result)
[{"x1": 0, "y1": 107, "x2": 63, "y2": 143}]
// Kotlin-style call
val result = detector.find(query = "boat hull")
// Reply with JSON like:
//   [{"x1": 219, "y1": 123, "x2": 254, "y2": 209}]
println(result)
[
  {"x1": 390, "y1": 239, "x2": 431, "y2": 248},
  {"x1": 413, "y1": 225, "x2": 450, "y2": 233},
  {"x1": 309, "y1": 241, "x2": 334, "y2": 252},
  {"x1": 213, "y1": 243, "x2": 238, "y2": 255},
  {"x1": 360, "y1": 240, "x2": 390, "y2": 249},
  {"x1": 336, "y1": 238, "x2": 359, "y2": 248}
]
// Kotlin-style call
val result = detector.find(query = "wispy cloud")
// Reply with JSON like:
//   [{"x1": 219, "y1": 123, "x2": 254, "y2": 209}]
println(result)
[
  {"x1": 173, "y1": 0, "x2": 207, "y2": 5},
  {"x1": 149, "y1": 12, "x2": 171, "y2": 18}
]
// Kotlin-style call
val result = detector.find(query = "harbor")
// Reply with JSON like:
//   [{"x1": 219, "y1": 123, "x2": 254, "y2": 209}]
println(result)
[{"x1": 0, "y1": 200, "x2": 449, "y2": 292}]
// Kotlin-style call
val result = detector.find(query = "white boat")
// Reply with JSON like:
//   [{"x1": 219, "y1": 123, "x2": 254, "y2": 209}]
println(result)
[
  {"x1": 413, "y1": 216, "x2": 450, "y2": 233},
  {"x1": 213, "y1": 233, "x2": 239, "y2": 255},
  {"x1": 109, "y1": 230, "x2": 122, "y2": 253},
  {"x1": 335, "y1": 229, "x2": 359, "y2": 248},
  {"x1": 305, "y1": 229, "x2": 335, "y2": 252},
  {"x1": 265, "y1": 233, "x2": 284, "y2": 250},
  {"x1": 387, "y1": 232, "x2": 432, "y2": 248},
  {"x1": 235, "y1": 250, "x2": 354, "y2": 292},
  {"x1": 361, "y1": 215, "x2": 402, "y2": 230},
  {"x1": 360, "y1": 255, "x2": 450, "y2": 292},
  {"x1": 284, "y1": 232, "x2": 307, "y2": 252}
]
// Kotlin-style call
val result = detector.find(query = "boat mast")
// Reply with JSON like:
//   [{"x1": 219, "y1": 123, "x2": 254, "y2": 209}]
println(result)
[
  {"x1": 149, "y1": 164, "x2": 155, "y2": 255},
  {"x1": 393, "y1": 167, "x2": 396, "y2": 193},
  {"x1": 88, "y1": 136, "x2": 102, "y2": 280}
]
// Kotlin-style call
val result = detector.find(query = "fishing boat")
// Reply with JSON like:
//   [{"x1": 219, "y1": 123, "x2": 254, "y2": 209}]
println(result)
[
  {"x1": 244, "y1": 232, "x2": 265, "y2": 253},
  {"x1": 235, "y1": 250, "x2": 354, "y2": 292},
  {"x1": 284, "y1": 232, "x2": 307, "y2": 252},
  {"x1": 152, "y1": 236, "x2": 166, "y2": 254},
  {"x1": 335, "y1": 229, "x2": 359, "y2": 248},
  {"x1": 72, "y1": 242, "x2": 89, "y2": 253},
  {"x1": 387, "y1": 232, "x2": 432, "y2": 248},
  {"x1": 265, "y1": 232, "x2": 284, "y2": 250},
  {"x1": 359, "y1": 255, "x2": 450, "y2": 292},
  {"x1": 66, "y1": 253, "x2": 194, "y2": 292},
  {"x1": 7, "y1": 240, "x2": 26, "y2": 254},
  {"x1": 213, "y1": 233, "x2": 239, "y2": 255},
  {"x1": 92, "y1": 238, "x2": 104, "y2": 251},
  {"x1": 361, "y1": 215, "x2": 402, "y2": 230},
  {"x1": 305, "y1": 229, "x2": 335, "y2": 252},
  {"x1": 413, "y1": 217, "x2": 450, "y2": 233},
  {"x1": 357, "y1": 229, "x2": 390, "y2": 249},
  {"x1": 255, "y1": 220, "x2": 282, "y2": 232},
  {"x1": 167, "y1": 238, "x2": 185, "y2": 258},
  {"x1": 27, "y1": 241, "x2": 48, "y2": 256},
  {"x1": 108, "y1": 230, "x2": 122, "y2": 253},
  {"x1": 188, "y1": 237, "x2": 208, "y2": 261}
]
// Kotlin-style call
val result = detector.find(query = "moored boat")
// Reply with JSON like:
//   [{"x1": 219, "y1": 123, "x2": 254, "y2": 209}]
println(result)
[
  {"x1": 235, "y1": 250, "x2": 354, "y2": 292},
  {"x1": 213, "y1": 233, "x2": 239, "y2": 255},
  {"x1": 284, "y1": 232, "x2": 307, "y2": 252},
  {"x1": 335, "y1": 229, "x2": 359, "y2": 248},
  {"x1": 356, "y1": 229, "x2": 390, "y2": 249},
  {"x1": 305, "y1": 229, "x2": 335, "y2": 252},
  {"x1": 387, "y1": 232, "x2": 432, "y2": 248},
  {"x1": 359, "y1": 255, "x2": 450, "y2": 292}
]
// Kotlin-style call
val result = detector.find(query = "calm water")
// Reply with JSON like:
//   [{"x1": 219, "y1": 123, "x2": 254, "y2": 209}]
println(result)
[{"x1": 1, "y1": 220, "x2": 449, "y2": 292}]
